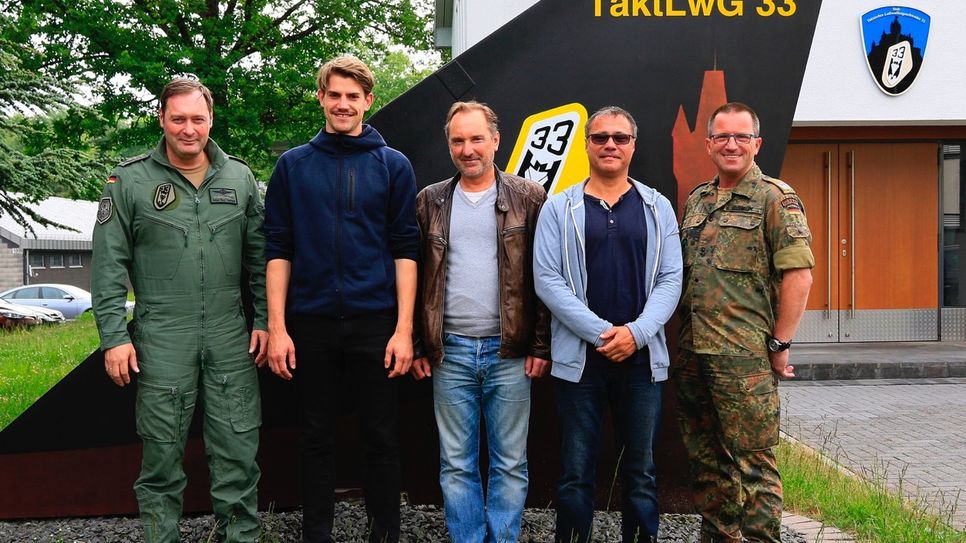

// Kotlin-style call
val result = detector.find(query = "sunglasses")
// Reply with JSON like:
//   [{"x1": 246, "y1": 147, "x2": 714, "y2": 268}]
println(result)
[
  {"x1": 587, "y1": 133, "x2": 635, "y2": 146},
  {"x1": 709, "y1": 133, "x2": 758, "y2": 145}
]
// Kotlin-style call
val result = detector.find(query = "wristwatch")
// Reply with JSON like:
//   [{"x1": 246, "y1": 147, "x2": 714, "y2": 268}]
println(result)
[{"x1": 766, "y1": 335, "x2": 792, "y2": 352}]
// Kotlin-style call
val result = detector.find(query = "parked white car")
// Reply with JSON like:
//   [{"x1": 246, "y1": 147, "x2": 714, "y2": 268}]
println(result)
[{"x1": 0, "y1": 298, "x2": 66, "y2": 327}]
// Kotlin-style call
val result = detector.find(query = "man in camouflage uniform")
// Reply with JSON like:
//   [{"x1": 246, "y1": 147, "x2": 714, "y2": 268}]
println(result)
[
  {"x1": 677, "y1": 102, "x2": 813, "y2": 543},
  {"x1": 92, "y1": 77, "x2": 268, "y2": 542}
]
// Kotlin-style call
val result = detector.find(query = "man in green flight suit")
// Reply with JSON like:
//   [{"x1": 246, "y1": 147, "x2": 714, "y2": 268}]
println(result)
[
  {"x1": 92, "y1": 77, "x2": 268, "y2": 542},
  {"x1": 677, "y1": 102, "x2": 814, "y2": 543}
]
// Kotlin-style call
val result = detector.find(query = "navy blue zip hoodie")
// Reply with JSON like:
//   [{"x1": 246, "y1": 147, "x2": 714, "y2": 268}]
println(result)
[{"x1": 263, "y1": 124, "x2": 418, "y2": 317}]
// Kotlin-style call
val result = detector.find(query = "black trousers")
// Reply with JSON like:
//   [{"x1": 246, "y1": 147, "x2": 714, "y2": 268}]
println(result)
[{"x1": 289, "y1": 314, "x2": 401, "y2": 543}]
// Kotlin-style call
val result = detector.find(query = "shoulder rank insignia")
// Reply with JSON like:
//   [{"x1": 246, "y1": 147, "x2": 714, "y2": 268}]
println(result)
[
  {"x1": 227, "y1": 155, "x2": 250, "y2": 167},
  {"x1": 106, "y1": 175, "x2": 118, "y2": 184},
  {"x1": 97, "y1": 197, "x2": 113, "y2": 224},
  {"x1": 763, "y1": 176, "x2": 796, "y2": 195},
  {"x1": 154, "y1": 182, "x2": 176, "y2": 210},
  {"x1": 118, "y1": 153, "x2": 150, "y2": 167},
  {"x1": 689, "y1": 181, "x2": 711, "y2": 195}
]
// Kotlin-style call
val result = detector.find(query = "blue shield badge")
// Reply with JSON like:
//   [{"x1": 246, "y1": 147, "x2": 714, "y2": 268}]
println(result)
[{"x1": 860, "y1": 6, "x2": 931, "y2": 96}]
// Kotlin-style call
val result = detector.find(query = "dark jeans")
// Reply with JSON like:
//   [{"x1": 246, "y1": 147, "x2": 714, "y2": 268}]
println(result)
[
  {"x1": 289, "y1": 314, "x2": 400, "y2": 543},
  {"x1": 554, "y1": 358, "x2": 662, "y2": 543}
]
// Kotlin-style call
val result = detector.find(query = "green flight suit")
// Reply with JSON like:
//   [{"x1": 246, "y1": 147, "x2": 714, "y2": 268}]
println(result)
[{"x1": 92, "y1": 138, "x2": 267, "y2": 543}]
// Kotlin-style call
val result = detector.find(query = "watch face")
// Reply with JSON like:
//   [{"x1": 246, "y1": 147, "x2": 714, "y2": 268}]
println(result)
[{"x1": 767, "y1": 338, "x2": 780, "y2": 352}]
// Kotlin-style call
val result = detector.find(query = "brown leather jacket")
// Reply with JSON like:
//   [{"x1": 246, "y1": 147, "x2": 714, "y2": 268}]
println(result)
[{"x1": 415, "y1": 170, "x2": 552, "y2": 365}]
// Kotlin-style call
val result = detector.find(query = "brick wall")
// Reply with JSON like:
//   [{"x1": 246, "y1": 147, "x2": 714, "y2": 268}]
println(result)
[{"x1": 0, "y1": 239, "x2": 24, "y2": 291}]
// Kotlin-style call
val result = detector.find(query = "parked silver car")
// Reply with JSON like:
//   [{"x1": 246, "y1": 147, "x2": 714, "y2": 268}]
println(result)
[{"x1": 0, "y1": 283, "x2": 112, "y2": 320}]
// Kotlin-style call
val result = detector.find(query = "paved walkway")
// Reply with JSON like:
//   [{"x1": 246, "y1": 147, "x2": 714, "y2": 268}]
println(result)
[{"x1": 780, "y1": 377, "x2": 966, "y2": 531}]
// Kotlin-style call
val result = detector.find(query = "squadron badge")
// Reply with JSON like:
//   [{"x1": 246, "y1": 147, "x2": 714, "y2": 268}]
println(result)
[
  {"x1": 860, "y1": 6, "x2": 931, "y2": 96},
  {"x1": 154, "y1": 182, "x2": 176, "y2": 210},
  {"x1": 97, "y1": 197, "x2": 113, "y2": 224},
  {"x1": 506, "y1": 103, "x2": 589, "y2": 195}
]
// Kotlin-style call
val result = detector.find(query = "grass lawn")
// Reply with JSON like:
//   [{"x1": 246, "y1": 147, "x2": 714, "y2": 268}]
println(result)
[
  {"x1": 779, "y1": 437, "x2": 966, "y2": 543},
  {"x1": 0, "y1": 312, "x2": 99, "y2": 430}
]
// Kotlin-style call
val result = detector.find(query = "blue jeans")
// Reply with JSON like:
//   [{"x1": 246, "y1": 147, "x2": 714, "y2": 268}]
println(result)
[
  {"x1": 554, "y1": 359, "x2": 662, "y2": 543},
  {"x1": 433, "y1": 334, "x2": 531, "y2": 543}
]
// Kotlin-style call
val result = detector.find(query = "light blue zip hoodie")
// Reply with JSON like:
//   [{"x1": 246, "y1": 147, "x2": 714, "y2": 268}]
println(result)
[{"x1": 533, "y1": 179, "x2": 683, "y2": 383}]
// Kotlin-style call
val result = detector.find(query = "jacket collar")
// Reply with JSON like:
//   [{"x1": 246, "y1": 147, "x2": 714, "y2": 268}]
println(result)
[
  {"x1": 436, "y1": 168, "x2": 510, "y2": 213},
  {"x1": 309, "y1": 124, "x2": 387, "y2": 155},
  {"x1": 150, "y1": 137, "x2": 228, "y2": 171},
  {"x1": 562, "y1": 176, "x2": 658, "y2": 206},
  {"x1": 704, "y1": 164, "x2": 762, "y2": 199}
]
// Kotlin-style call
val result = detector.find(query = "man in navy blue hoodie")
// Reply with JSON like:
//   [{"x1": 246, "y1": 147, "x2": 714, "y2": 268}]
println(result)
[{"x1": 263, "y1": 56, "x2": 418, "y2": 543}]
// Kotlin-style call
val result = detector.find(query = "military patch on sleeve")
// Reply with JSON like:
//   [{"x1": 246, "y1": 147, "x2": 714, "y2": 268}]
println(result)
[
  {"x1": 106, "y1": 175, "x2": 118, "y2": 184},
  {"x1": 154, "y1": 182, "x2": 176, "y2": 210},
  {"x1": 209, "y1": 187, "x2": 238, "y2": 205},
  {"x1": 97, "y1": 197, "x2": 114, "y2": 224},
  {"x1": 781, "y1": 197, "x2": 803, "y2": 213}
]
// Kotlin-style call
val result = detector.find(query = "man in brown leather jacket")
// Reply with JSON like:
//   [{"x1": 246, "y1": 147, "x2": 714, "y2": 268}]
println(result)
[{"x1": 412, "y1": 101, "x2": 551, "y2": 542}]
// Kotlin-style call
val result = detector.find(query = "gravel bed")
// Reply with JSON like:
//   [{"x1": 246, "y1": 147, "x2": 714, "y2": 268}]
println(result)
[{"x1": 0, "y1": 502, "x2": 807, "y2": 542}]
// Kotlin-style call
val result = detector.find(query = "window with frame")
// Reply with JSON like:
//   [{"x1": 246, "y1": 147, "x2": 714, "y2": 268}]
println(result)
[
  {"x1": 12, "y1": 287, "x2": 40, "y2": 299},
  {"x1": 42, "y1": 287, "x2": 68, "y2": 300},
  {"x1": 68, "y1": 254, "x2": 83, "y2": 268},
  {"x1": 49, "y1": 254, "x2": 65, "y2": 268},
  {"x1": 28, "y1": 253, "x2": 44, "y2": 269},
  {"x1": 943, "y1": 143, "x2": 965, "y2": 306}
]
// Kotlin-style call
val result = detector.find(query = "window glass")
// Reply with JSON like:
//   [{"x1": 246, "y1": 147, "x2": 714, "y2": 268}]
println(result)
[
  {"x1": 28, "y1": 253, "x2": 44, "y2": 268},
  {"x1": 49, "y1": 254, "x2": 65, "y2": 268},
  {"x1": 68, "y1": 254, "x2": 83, "y2": 267},
  {"x1": 943, "y1": 143, "x2": 965, "y2": 306},
  {"x1": 13, "y1": 287, "x2": 41, "y2": 299},
  {"x1": 42, "y1": 287, "x2": 68, "y2": 299}
]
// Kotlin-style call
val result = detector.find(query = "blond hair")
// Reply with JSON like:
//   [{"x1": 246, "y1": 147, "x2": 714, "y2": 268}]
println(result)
[{"x1": 316, "y1": 56, "x2": 375, "y2": 95}]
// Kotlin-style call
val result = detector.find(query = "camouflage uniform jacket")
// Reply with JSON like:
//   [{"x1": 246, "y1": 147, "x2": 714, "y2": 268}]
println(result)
[{"x1": 678, "y1": 164, "x2": 814, "y2": 357}]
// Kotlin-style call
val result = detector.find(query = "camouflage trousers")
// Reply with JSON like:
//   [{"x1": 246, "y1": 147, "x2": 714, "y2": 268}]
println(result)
[{"x1": 674, "y1": 351, "x2": 782, "y2": 543}]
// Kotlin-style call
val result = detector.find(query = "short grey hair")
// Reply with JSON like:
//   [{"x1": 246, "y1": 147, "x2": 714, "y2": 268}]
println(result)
[
  {"x1": 585, "y1": 106, "x2": 638, "y2": 138},
  {"x1": 444, "y1": 101, "x2": 499, "y2": 138},
  {"x1": 706, "y1": 102, "x2": 760, "y2": 136}
]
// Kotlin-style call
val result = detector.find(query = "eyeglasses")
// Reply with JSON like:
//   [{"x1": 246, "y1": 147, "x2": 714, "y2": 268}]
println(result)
[
  {"x1": 709, "y1": 133, "x2": 758, "y2": 145},
  {"x1": 587, "y1": 133, "x2": 635, "y2": 146}
]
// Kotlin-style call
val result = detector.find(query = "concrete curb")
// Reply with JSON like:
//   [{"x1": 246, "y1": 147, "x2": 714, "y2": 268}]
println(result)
[
  {"x1": 782, "y1": 512, "x2": 856, "y2": 542},
  {"x1": 794, "y1": 360, "x2": 966, "y2": 381}
]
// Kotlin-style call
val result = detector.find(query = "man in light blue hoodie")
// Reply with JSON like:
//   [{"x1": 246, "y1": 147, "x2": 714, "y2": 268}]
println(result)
[{"x1": 533, "y1": 106, "x2": 683, "y2": 543}]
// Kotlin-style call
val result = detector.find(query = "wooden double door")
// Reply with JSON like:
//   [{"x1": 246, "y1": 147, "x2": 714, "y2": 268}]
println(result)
[{"x1": 780, "y1": 143, "x2": 939, "y2": 342}]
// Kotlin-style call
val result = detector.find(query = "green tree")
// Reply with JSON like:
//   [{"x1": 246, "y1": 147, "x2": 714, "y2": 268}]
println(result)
[
  {"x1": 0, "y1": 15, "x2": 108, "y2": 231},
  {"x1": 8, "y1": 0, "x2": 438, "y2": 179}
]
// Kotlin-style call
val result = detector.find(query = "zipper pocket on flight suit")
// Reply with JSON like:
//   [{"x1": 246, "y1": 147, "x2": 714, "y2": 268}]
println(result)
[
  {"x1": 208, "y1": 210, "x2": 246, "y2": 240},
  {"x1": 208, "y1": 209, "x2": 247, "y2": 276},
  {"x1": 144, "y1": 213, "x2": 189, "y2": 246},
  {"x1": 140, "y1": 213, "x2": 190, "y2": 279}
]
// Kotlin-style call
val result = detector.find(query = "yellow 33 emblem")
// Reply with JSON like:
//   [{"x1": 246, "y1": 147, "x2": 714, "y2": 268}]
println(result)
[{"x1": 506, "y1": 103, "x2": 589, "y2": 195}]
